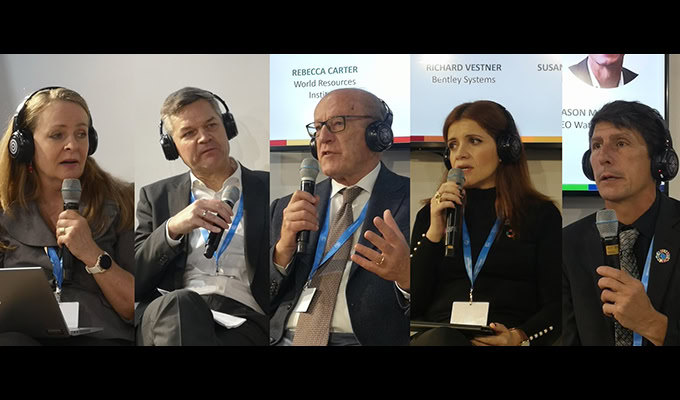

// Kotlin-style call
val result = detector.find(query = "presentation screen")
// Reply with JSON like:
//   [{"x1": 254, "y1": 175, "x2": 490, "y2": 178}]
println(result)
[
  {"x1": 410, "y1": 54, "x2": 562, "y2": 144},
  {"x1": 270, "y1": 54, "x2": 411, "y2": 148},
  {"x1": 562, "y1": 54, "x2": 666, "y2": 192}
]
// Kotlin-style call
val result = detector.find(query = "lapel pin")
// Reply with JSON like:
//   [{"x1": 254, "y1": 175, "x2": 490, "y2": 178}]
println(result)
[{"x1": 655, "y1": 249, "x2": 671, "y2": 263}]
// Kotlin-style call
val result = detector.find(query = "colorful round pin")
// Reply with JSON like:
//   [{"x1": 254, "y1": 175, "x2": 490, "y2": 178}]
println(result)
[{"x1": 655, "y1": 249, "x2": 670, "y2": 263}]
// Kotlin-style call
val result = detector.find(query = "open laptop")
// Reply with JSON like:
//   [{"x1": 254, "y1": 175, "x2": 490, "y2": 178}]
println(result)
[{"x1": 0, "y1": 267, "x2": 103, "y2": 338}]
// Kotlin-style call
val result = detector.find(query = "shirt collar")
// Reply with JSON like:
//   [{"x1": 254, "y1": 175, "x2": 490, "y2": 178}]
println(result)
[
  {"x1": 190, "y1": 158, "x2": 242, "y2": 196},
  {"x1": 330, "y1": 162, "x2": 381, "y2": 199},
  {"x1": 588, "y1": 62, "x2": 624, "y2": 88}
]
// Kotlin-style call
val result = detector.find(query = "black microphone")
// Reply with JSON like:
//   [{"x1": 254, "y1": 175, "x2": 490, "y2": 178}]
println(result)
[
  {"x1": 596, "y1": 209, "x2": 620, "y2": 270},
  {"x1": 444, "y1": 168, "x2": 465, "y2": 258},
  {"x1": 297, "y1": 158, "x2": 320, "y2": 254},
  {"x1": 61, "y1": 179, "x2": 81, "y2": 277},
  {"x1": 204, "y1": 185, "x2": 240, "y2": 259}
]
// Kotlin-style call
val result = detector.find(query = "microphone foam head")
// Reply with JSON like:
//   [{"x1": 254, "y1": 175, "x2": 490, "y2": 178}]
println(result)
[
  {"x1": 300, "y1": 157, "x2": 320, "y2": 181},
  {"x1": 596, "y1": 209, "x2": 618, "y2": 239},
  {"x1": 223, "y1": 185, "x2": 241, "y2": 205},
  {"x1": 61, "y1": 179, "x2": 82, "y2": 204},
  {"x1": 447, "y1": 168, "x2": 465, "y2": 186}
]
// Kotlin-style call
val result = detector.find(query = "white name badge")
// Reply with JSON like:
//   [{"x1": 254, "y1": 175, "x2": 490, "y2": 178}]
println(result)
[
  {"x1": 59, "y1": 302, "x2": 79, "y2": 329},
  {"x1": 450, "y1": 302, "x2": 489, "y2": 326},
  {"x1": 293, "y1": 287, "x2": 317, "y2": 313}
]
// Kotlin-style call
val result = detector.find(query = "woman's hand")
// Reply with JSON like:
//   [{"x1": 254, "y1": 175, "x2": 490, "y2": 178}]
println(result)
[
  {"x1": 426, "y1": 181, "x2": 464, "y2": 243},
  {"x1": 470, "y1": 323, "x2": 525, "y2": 346},
  {"x1": 56, "y1": 210, "x2": 102, "y2": 266}
]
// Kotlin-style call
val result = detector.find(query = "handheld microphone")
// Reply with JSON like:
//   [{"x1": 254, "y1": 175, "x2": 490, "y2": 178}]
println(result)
[
  {"x1": 596, "y1": 209, "x2": 620, "y2": 270},
  {"x1": 61, "y1": 179, "x2": 81, "y2": 277},
  {"x1": 445, "y1": 168, "x2": 465, "y2": 258},
  {"x1": 204, "y1": 185, "x2": 240, "y2": 259},
  {"x1": 297, "y1": 158, "x2": 320, "y2": 254}
]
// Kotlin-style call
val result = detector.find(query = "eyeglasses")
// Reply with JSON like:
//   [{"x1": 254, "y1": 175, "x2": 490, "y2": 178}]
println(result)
[{"x1": 306, "y1": 115, "x2": 376, "y2": 138}]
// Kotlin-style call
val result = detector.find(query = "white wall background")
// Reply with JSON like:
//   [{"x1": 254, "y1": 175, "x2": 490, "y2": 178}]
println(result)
[{"x1": 0, "y1": 54, "x2": 138, "y2": 182}]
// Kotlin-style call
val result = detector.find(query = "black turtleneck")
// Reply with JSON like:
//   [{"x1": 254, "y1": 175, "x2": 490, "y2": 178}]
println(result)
[{"x1": 410, "y1": 187, "x2": 562, "y2": 345}]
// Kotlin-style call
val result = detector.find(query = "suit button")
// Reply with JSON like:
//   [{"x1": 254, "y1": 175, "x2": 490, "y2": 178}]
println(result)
[
  {"x1": 286, "y1": 304, "x2": 292, "y2": 310},
  {"x1": 270, "y1": 337, "x2": 275, "y2": 344}
]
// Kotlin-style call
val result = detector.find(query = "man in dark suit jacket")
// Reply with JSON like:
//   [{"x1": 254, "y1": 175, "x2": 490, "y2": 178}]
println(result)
[
  {"x1": 563, "y1": 100, "x2": 680, "y2": 346},
  {"x1": 269, "y1": 88, "x2": 410, "y2": 346},
  {"x1": 135, "y1": 87, "x2": 269, "y2": 345},
  {"x1": 569, "y1": 54, "x2": 638, "y2": 88}
]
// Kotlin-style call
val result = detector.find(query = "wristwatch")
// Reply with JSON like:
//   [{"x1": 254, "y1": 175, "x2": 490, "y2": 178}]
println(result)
[{"x1": 86, "y1": 252, "x2": 112, "y2": 274}]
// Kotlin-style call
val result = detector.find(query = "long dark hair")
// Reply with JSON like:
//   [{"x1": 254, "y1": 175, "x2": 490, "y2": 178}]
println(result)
[{"x1": 440, "y1": 100, "x2": 554, "y2": 238}]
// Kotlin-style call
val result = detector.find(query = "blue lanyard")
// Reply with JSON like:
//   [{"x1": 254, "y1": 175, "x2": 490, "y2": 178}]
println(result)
[
  {"x1": 308, "y1": 197, "x2": 369, "y2": 283},
  {"x1": 190, "y1": 191, "x2": 244, "y2": 270},
  {"x1": 46, "y1": 247, "x2": 63, "y2": 291},
  {"x1": 462, "y1": 218, "x2": 502, "y2": 302},
  {"x1": 633, "y1": 236, "x2": 655, "y2": 347}
]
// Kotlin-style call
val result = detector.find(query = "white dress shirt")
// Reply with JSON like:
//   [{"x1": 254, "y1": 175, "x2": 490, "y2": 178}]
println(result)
[
  {"x1": 165, "y1": 159, "x2": 264, "y2": 315},
  {"x1": 588, "y1": 61, "x2": 624, "y2": 88}
]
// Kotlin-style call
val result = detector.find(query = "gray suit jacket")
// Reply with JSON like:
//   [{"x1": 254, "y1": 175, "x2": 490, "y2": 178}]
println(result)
[
  {"x1": 134, "y1": 165, "x2": 269, "y2": 326},
  {"x1": 563, "y1": 192, "x2": 680, "y2": 345},
  {"x1": 569, "y1": 57, "x2": 638, "y2": 87},
  {"x1": 0, "y1": 200, "x2": 135, "y2": 341},
  {"x1": 269, "y1": 163, "x2": 410, "y2": 346}
]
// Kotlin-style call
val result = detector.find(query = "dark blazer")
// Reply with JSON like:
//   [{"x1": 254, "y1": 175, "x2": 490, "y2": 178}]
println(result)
[
  {"x1": 0, "y1": 200, "x2": 135, "y2": 341},
  {"x1": 134, "y1": 165, "x2": 269, "y2": 326},
  {"x1": 569, "y1": 56, "x2": 638, "y2": 87},
  {"x1": 563, "y1": 193, "x2": 680, "y2": 345},
  {"x1": 269, "y1": 163, "x2": 410, "y2": 346}
]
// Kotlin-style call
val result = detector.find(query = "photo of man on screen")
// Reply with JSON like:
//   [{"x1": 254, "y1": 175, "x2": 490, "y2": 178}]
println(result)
[{"x1": 569, "y1": 54, "x2": 638, "y2": 89}]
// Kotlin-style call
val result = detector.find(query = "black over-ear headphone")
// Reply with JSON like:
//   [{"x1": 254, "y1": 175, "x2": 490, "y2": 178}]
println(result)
[
  {"x1": 582, "y1": 112, "x2": 679, "y2": 182},
  {"x1": 159, "y1": 92, "x2": 239, "y2": 161},
  {"x1": 310, "y1": 99, "x2": 394, "y2": 160},
  {"x1": 443, "y1": 102, "x2": 522, "y2": 170},
  {"x1": 9, "y1": 86, "x2": 98, "y2": 163}
]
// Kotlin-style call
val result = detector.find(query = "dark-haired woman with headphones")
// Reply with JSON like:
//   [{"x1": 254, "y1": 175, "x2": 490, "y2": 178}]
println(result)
[
  {"x1": 410, "y1": 100, "x2": 562, "y2": 346},
  {"x1": 0, "y1": 87, "x2": 134, "y2": 345}
]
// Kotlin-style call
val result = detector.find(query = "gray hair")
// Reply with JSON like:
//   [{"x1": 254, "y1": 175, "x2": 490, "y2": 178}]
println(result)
[{"x1": 160, "y1": 87, "x2": 222, "y2": 135}]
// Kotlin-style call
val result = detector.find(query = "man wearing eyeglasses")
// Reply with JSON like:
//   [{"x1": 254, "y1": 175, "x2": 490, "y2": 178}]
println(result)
[{"x1": 269, "y1": 88, "x2": 410, "y2": 346}]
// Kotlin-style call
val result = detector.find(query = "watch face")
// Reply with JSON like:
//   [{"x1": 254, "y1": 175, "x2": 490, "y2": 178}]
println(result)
[{"x1": 100, "y1": 254, "x2": 112, "y2": 269}]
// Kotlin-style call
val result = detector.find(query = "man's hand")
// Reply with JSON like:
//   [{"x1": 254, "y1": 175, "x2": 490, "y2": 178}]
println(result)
[{"x1": 598, "y1": 266, "x2": 668, "y2": 346}]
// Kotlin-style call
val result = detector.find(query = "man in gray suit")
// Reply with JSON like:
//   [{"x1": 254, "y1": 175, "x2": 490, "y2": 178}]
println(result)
[
  {"x1": 269, "y1": 88, "x2": 410, "y2": 346},
  {"x1": 569, "y1": 54, "x2": 638, "y2": 88},
  {"x1": 135, "y1": 87, "x2": 269, "y2": 345}
]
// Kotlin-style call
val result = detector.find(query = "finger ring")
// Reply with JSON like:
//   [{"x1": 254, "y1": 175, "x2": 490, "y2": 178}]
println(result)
[
  {"x1": 376, "y1": 255, "x2": 385, "y2": 266},
  {"x1": 60, "y1": 227, "x2": 66, "y2": 236},
  {"x1": 202, "y1": 210, "x2": 208, "y2": 217},
  {"x1": 434, "y1": 192, "x2": 441, "y2": 204}
]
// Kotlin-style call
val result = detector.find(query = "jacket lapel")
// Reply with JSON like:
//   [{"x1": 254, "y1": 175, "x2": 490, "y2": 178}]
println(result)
[
  {"x1": 646, "y1": 194, "x2": 680, "y2": 311},
  {"x1": 241, "y1": 166, "x2": 264, "y2": 284},
  {"x1": 168, "y1": 173, "x2": 191, "y2": 288}
]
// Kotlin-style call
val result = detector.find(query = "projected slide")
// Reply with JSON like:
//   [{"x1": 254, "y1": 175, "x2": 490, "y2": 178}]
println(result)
[
  {"x1": 562, "y1": 54, "x2": 665, "y2": 191},
  {"x1": 410, "y1": 54, "x2": 563, "y2": 143},
  {"x1": 270, "y1": 54, "x2": 411, "y2": 147}
]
